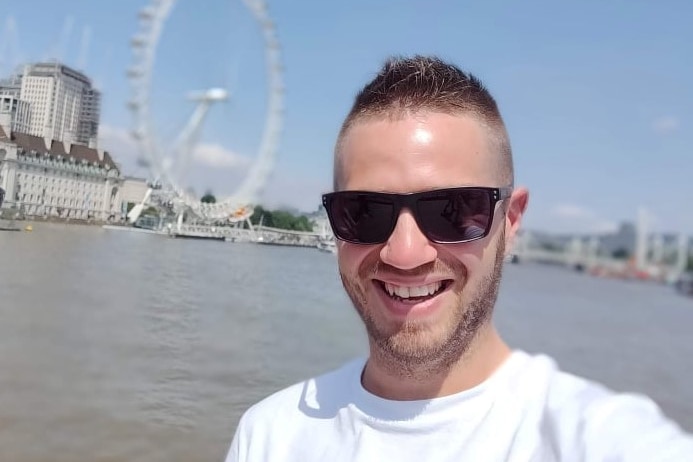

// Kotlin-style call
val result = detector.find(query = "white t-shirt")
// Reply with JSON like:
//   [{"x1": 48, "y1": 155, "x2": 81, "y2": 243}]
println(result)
[{"x1": 225, "y1": 351, "x2": 693, "y2": 461}]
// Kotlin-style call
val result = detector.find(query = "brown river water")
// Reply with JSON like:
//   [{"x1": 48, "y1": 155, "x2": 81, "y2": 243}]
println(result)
[{"x1": 1, "y1": 223, "x2": 691, "y2": 461}]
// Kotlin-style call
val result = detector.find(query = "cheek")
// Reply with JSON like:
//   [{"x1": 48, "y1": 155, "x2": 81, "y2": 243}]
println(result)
[
  {"x1": 438, "y1": 241, "x2": 484, "y2": 269},
  {"x1": 436, "y1": 242, "x2": 487, "y2": 289},
  {"x1": 449, "y1": 233, "x2": 504, "y2": 287},
  {"x1": 337, "y1": 242, "x2": 377, "y2": 277}
]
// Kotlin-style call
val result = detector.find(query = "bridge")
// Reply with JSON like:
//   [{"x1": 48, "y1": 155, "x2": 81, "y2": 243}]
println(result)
[
  {"x1": 510, "y1": 246, "x2": 683, "y2": 283},
  {"x1": 511, "y1": 247, "x2": 625, "y2": 272}
]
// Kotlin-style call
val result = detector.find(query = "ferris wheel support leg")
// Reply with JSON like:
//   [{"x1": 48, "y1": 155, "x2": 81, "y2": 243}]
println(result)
[
  {"x1": 177, "y1": 212, "x2": 184, "y2": 233},
  {"x1": 245, "y1": 216, "x2": 255, "y2": 233},
  {"x1": 126, "y1": 187, "x2": 153, "y2": 224}
]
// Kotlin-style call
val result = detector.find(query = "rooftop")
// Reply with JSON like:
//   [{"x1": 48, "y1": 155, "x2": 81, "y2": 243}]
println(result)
[{"x1": 0, "y1": 125, "x2": 117, "y2": 171}]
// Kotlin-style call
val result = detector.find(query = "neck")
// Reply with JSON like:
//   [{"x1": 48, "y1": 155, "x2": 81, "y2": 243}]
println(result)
[{"x1": 361, "y1": 324, "x2": 511, "y2": 401}]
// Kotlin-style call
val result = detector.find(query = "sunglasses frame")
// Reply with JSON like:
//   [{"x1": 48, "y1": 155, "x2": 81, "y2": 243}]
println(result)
[{"x1": 322, "y1": 186, "x2": 513, "y2": 245}]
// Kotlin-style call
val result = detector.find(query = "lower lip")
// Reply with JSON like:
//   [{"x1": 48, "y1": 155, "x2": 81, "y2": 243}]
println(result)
[{"x1": 373, "y1": 282, "x2": 449, "y2": 319}]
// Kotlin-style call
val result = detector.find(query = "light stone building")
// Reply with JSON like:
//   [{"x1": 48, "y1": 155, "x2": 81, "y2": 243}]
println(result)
[
  {"x1": 119, "y1": 176, "x2": 150, "y2": 215},
  {"x1": 0, "y1": 121, "x2": 122, "y2": 221}
]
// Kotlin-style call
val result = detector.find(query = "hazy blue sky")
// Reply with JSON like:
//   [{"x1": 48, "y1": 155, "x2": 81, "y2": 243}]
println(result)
[{"x1": 1, "y1": 0, "x2": 691, "y2": 234}]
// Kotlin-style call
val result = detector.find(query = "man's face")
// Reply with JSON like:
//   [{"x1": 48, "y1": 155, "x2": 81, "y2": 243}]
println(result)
[{"x1": 336, "y1": 111, "x2": 525, "y2": 371}]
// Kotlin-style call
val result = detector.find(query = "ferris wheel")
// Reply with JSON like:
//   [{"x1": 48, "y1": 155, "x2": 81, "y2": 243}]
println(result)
[{"x1": 127, "y1": 0, "x2": 284, "y2": 222}]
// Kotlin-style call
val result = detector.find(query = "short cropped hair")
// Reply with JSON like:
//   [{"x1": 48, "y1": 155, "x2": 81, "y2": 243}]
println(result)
[{"x1": 334, "y1": 55, "x2": 513, "y2": 190}]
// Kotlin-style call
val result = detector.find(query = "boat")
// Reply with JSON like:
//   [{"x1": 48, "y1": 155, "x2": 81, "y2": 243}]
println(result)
[
  {"x1": 0, "y1": 217, "x2": 21, "y2": 232},
  {"x1": 256, "y1": 235, "x2": 315, "y2": 248},
  {"x1": 0, "y1": 222, "x2": 20, "y2": 232},
  {"x1": 170, "y1": 232, "x2": 226, "y2": 241},
  {"x1": 102, "y1": 224, "x2": 163, "y2": 235}
]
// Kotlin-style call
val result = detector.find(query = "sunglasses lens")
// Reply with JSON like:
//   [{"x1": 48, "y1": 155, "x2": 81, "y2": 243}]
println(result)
[
  {"x1": 417, "y1": 189, "x2": 492, "y2": 242},
  {"x1": 327, "y1": 193, "x2": 395, "y2": 244}
]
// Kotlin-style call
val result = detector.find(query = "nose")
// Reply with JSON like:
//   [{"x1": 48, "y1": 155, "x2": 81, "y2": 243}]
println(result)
[{"x1": 379, "y1": 209, "x2": 437, "y2": 270}]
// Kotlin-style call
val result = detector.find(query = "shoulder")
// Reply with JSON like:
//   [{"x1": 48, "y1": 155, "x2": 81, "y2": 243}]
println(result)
[
  {"x1": 507, "y1": 350, "x2": 649, "y2": 412},
  {"x1": 511, "y1": 351, "x2": 693, "y2": 460},
  {"x1": 227, "y1": 358, "x2": 365, "y2": 461},
  {"x1": 237, "y1": 357, "x2": 365, "y2": 433},
  {"x1": 513, "y1": 349, "x2": 675, "y2": 425}
]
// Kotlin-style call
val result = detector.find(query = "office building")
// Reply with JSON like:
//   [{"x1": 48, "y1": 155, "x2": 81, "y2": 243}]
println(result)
[{"x1": 16, "y1": 61, "x2": 101, "y2": 146}]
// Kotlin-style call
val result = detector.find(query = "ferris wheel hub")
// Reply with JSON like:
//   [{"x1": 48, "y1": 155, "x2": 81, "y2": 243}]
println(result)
[{"x1": 187, "y1": 88, "x2": 229, "y2": 102}]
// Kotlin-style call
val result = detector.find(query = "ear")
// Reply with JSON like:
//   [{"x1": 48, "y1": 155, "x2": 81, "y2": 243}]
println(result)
[{"x1": 503, "y1": 187, "x2": 529, "y2": 256}]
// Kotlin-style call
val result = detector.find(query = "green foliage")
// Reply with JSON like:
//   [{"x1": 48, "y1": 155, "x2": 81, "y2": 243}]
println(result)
[
  {"x1": 201, "y1": 191, "x2": 217, "y2": 204},
  {"x1": 250, "y1": 205, "x2": 313, "y2": 232},
  {"x1": 250, "y1": 205, "x2": 269, "y2": 226},
  {"x1": 686, "y1": 256, "x2": 693, "y2": 272},
  {"x1": 141, "y1": 206, "x2": 159, "y2": 217}
]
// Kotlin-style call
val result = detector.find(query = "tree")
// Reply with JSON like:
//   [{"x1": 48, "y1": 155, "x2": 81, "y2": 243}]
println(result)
[
  {"x1": 686, "y1": 256, "x2": 693, "y2": 272},
  {"x1": 141, "y1": 206, "x2": 159, "y2": 217},
  {"x1": 248, "y1": 205, "x2": 313, "y2": 231},
  {"x1": 271, "y1": 210, "x2": 294, "y2": 230},
  {"x1": 296, "y1": 215, "x2": 312, "y2": 232},
  {"x1": 201, "y1": 191, "x2": 216, "y2": 204},
  {"x1": 250, "y1": 205, "x2": 271, "y2": 227}
]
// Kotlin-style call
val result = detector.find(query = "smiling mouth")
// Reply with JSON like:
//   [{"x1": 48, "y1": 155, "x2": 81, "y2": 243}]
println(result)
[{"x1": 376, "y1": 280, "x2": 453, "y2": 303}]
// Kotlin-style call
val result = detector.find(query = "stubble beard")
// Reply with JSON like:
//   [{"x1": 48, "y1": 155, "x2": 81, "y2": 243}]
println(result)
[{"x1": 340, "y1": 236, "x2": 506, "y2": 379}]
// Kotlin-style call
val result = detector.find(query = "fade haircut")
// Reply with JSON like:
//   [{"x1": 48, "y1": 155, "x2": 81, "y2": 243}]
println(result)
[{"x1": 334, "y1": 55, "x2": 514, "y2": 191}]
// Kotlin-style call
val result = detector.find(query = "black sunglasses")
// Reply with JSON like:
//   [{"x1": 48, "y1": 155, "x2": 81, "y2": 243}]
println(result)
[{"x1": 322, "y1": 186, "x2": 512, "y2": 245}]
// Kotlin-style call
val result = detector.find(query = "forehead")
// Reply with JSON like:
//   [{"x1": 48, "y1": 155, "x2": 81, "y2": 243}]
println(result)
[{"x1": 337, "y1": 111, "x2": 499, "y2": 192}]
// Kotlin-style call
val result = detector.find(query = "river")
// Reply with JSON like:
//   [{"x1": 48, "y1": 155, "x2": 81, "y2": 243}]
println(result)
[{"x1": 0, "y1": 223, "x2": 691, "y2": 461}]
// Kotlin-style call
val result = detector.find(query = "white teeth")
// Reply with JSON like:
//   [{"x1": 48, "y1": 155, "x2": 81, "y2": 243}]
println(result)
[
  {"x1": 383, "y1": 281, "x2": 442, "y2": 299},
  {"x1": 409, "y1": 286, "x2": 428, "y2": 297},
  {"x1": 395, "y1": 286, "x2": 410, "y2": 298}
]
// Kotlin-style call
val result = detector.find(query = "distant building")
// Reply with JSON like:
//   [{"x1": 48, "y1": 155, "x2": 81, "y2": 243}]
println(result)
[
  {"x1": 0, "y1": 74, "x2": 22, "y2": 98},
  {"x1": 0, "y1": 95, "x2": 31, "y2": 134},
  {"x1": 13, "y1": 62, "x2": 101, "y2": 146},
  {"x1": 599, "y1": 222, "x2": 637, "y2": 257},
  {"x1": 78, "y1": 87, "x2": 101, "y2": 147},
  {"x1": 119, "y1": 176, "x2": 149, "y2": 217},
  {"x1": 0, "y1": 121, "x2": 122, "y2": 221},
  {"x1": 305, "y1": 206, "x2": 333, "y2": 238}
]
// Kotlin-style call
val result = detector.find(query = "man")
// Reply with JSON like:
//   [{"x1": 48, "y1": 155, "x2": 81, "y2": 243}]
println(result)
[{"x1": 226, "y1": 56, "x2": 693, "y2": 461}]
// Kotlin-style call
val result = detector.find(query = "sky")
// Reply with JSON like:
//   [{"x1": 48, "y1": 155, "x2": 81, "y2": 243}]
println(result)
[{"x1": 1, "y1": 0, "x2": 692, "y2": 235}]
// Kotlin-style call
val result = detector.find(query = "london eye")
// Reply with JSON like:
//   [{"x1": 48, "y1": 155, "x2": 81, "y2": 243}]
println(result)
[{"x1": 126, "y1": 0, "x2": 284, "y2": 224}]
